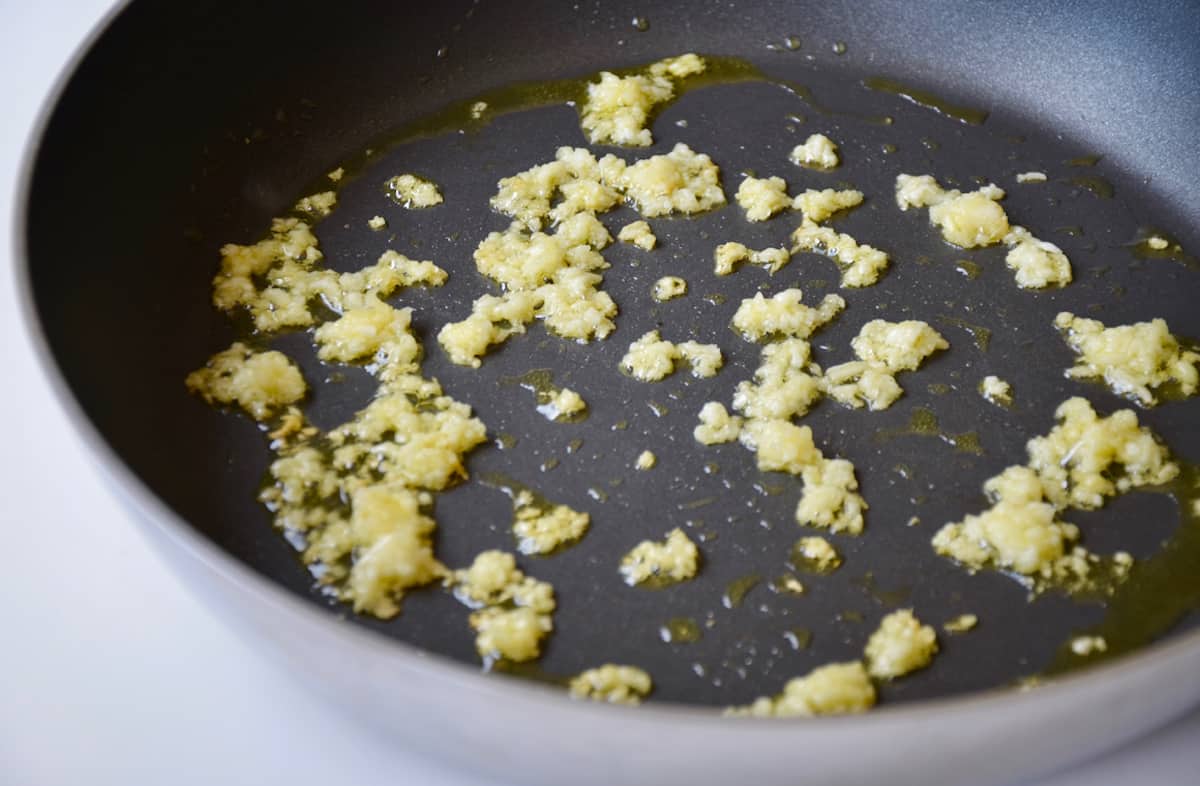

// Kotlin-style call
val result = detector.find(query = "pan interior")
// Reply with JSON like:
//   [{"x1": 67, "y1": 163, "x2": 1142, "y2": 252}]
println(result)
[{"x1": 25, "y1": 0, "x2": 1200, "y2": 708}]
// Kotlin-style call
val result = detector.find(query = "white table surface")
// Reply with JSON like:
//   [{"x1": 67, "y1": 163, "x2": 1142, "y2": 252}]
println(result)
[{"x1": 2, "y1": 2, "x2": 1197, "y2": 784}]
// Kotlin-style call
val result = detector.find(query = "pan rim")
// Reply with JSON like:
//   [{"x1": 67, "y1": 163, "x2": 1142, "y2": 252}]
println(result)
[{"x1": 12, "y1": 0, "x2": 1200, "y2": 731}]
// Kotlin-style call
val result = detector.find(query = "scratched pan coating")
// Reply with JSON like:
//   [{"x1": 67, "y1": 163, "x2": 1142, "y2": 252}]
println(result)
[{"x1": 24, "y1": 0, "x2": 1200, "y2": 709}]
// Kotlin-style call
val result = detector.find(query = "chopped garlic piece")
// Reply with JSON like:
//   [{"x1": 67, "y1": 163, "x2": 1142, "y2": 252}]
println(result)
[
  {"x1": 491, "y1": 146, "x2": 622, "y2": 230},
  {"x1": 437, "y1": 292, "x2": 542, "y2": 367},
  {"x1": 367, "y1": 215, "x2": 387, "y2": 230},
  {"x1": 713, "y1": 242, "x2": 791, "y2": 275},
  {"x1": 580, "y1": 54, "x2": 706, "y2": 147},
  {"x1": 694, "y1": 402, "x2": 744, "y2": 445},
  {"x1": 635, "y1": 450, "x2": 657, "y2": 470},
  {"x1": 452, "y1": 550, "x2": 555, "y2": 662},
  {"x1": 733, "y1": 339, "x2": 823, "y2": 421},
  {"x1": 385, "y1": 173, "x2": 443, "y2": 207},
  {"x1": 620, "y1": 330, "x2": 722, "y2": 381},
  {"x1": 979, "y1": 375, "x2": 1012, "y2": 406},
  {"x1": 790, "y1": 133, "x2": 840, "y2": 170},
  {"x1": 822, "y1": 361, "x2": 904, "y2": 411},
  {"x1": 864, "y1": 609, "x2": 938, "y2": 679},
  {"x1": 944, "y1": 614, "x2": 979, "y2": 633},
  {"x1": 327, "y1": 167, "x2": 345, "y2": 182},
  {"x1": 852, "y1": 320, "x2": 949, "y2": 372},
  {"x1": 1004, "y1": 226, "x2": 1072, "y2": 288},
  {"x1": 1147, "y1": 235, "x2": 1169, "y2": 250},
  {"x1": 569, "y1": 664, "x2": 653, "y2": 705},
  {"x1": 620, "y1": 330, "x2": 682, "y2": 382},
  {"x1": 618, "y1": 220, "x2": 657, "y2": 250},
  {"x1": 731, "y1": 288, "x2": 845, "y2": 341},
  {"x1": 539, "y1": 387, "x2": 588, "y2": 421},
  {"x1": 294, "y1": 190, "x2": 337, "y2": 217},
  {"x1": 512, "y1": 491, "x2": 590, "y2": 554},
  {"x1": 735, "y1": 175, "x2": 792, "y2": 222},
  {"x1": 728, "y1": 662, "x2": 874, "y2": 717},
  {"x1": 345, "y1": 485, "x2": 444, "y2": 618},
  {"x1": 895, "y1": 174, "x2": 1009, "y2": 248},
  {"x1": 653, "y1": 276, "x2": 687, "y2": 301},
  {"x1": 186, "y1": 343, "x2": 306, "y2": 421},
  {"x1": 792, "y1": 220, "x2": 890, "y2": 287},
  {"x1": 793, "y1": 188, "x2": 863, "y2": 223},
  {"x1": 1055, "y1": 312, "x2": 1199, "y2": 406},
  {"x1": 793, "y1": 536, "x2": 841, "y2": 573},
  {"x1": 740, "y1": 419, "x2": 821, "y2": 475},
  {"x1": 823, "y1": 320, "x2": 947, "y2": 411},
  {"x1": 620, "y1": 528, "x2": 700, "y2": 586},
  {"x1": 797, "y1": 458, "x2": 867, "y2": 535},
  {"x1": 934, "y1": 398, "x2": 1177, "y2": 580},
  {"x1": 617, "y1": 143, "x2": 726, "y2": 217},
  {"x1": 1016, "y1": 171, "x2": 1047, "y2": 183}
]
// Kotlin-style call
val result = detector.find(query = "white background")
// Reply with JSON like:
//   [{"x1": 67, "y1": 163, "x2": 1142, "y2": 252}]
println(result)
[{"x1": 1, "y1": 2, "x2": 1196, "y2": 784}]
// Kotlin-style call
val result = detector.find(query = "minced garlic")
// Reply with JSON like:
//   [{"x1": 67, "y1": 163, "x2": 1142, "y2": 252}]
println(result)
[
  {"x1": 732, "y1": 339, "x2": 823, "y2": 421},
  {"x1": 979, "y1": 375, "x2": 1012, "y2": 406},
  {"x1": 491, "y1": 146, "x2": 623, "y2": 230},
  {"x1": 793, "y1": 188, "x2": 863, "y2": 223},
  {"x1": 441, "y1": 144, "x2": 729, "y2": 367},
  {"x1": 617, "y1": 143, "x2": 726, "y2": 217},
  {"x1": 327, "y1": 167, "x2": 345, "y2": 182},
  {"x1": 343, "y1": 484, "x2": 444, "y2": 618},
  {"x1": 731, "y1": 288, "x2": 845, "y2": 341},
  {"x1": 439, "y1": 214, "x2": 615, "y2": 365},
  {"x1": 897, "y1": 174, "x2": 1072, "y2": 288},
  {"x1": 1016, "y1": 171, "x2": 1047, "y2": 183},
  {"x1": 694, "y1": 401, "x2": 744, "y2": 445},
  {"x1": 618, "y1": 220, "x2": 657, "y2": 250},
  {"x1": 1147, "y1": 235, "x2": 1169, "y2": 250},
  {"x1": 863, "y1": 609, "x2": 938, "y2": 679},
  {"x1": 789, "y1": 133, "x2": 840, "y2": 170},
  {"x1": 620, "y1": 528, "x2": 700, "y2": 586},
  {"x1": 791, "y1": 220, "x2": 890, "y2": 287},
  {"x1": 896, "y1": 174, "x2": 1009, "y2": 248},
  {"x1": 212, "y1": 220, "x2": 445, "y2": 333},
  {"x1": 538, "y1": 387, "x2": 588, "y2": 421},
  {"x1": 728, "y1": 661, "x2": 875, "y2": 717},
  {"x1": 635, "y1": 450, "x2": 657, "y2": 470},
  {"x1": 580, "y1": 53, "x2": 706, "y2": 147},
  {"x1": 367, "y1": 215, "x2": 387, "y2": 230},
  {"x1": 740, "y1": 418, "x2": 822, "y2": 475},
  {"x1": 512, "y1": 490, "x2": 590, "y2": 554},
  {"x1": 933, "y1": 397, "x2": 1177, "y2": 580},
  {"x1": 1004, "y1": 226, "x2": 1072, "y2": 288},
  {"x1": 793, "y1": 536, "x2": 841, "y2": 573},
  {"x1": 1055, "y1": 312, "x2": 1199, "y2": 406},
  {"x1": 452, "y1": 550, "x2": 556, "y2": 662},
  {"x1": 713, "y1": 242, "x2": 791, "y2": 276},
  {"x1": 652, "y1": 276, "x2": 687, "y2": 301},
  {"x1": 186, "y1": 343, "x2": 307, "y2": 420},
  {"x1": 796, "y1": 458, "x2": 867, "y2": 535},
  {"x1": 385, "y1": 173, "x2": 443, "y2": 208},
  {"x1": 294, "y1": 190, "x2": 337, "y2": 217},
  {"x1": 943, "y1": 614, "x2": 978, "y2": 633},
  {"x1": 823, "y1": 320, "x2": 948, "y2": 411},
  {"x1": 208, "y1": 211, "x2": 490, "y2": 621},
  {"x1": 735, "y1": 175, "x2": 792, "y2": 222},
  {"x1": 569, "y1": 664, "x2": 653, "y2": 705},
  {"x1": 620, "y1": 330, "x2": 722, "y2": 381}
]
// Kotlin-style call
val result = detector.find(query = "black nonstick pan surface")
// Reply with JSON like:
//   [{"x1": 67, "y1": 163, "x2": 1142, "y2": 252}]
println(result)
[{"x1": 20, "y1": 0, "x2": 1200, "y2": 750}]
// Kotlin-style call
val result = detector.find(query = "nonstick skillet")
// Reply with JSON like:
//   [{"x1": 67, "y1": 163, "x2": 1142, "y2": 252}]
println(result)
[{"x1": 18, "y1": 1, "x2": 1200, "y2": 784}]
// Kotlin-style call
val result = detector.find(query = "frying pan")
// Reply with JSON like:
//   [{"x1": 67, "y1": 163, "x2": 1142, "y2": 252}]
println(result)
[{"x1": 17, "y1": 0, "x2": 1200, "y2": 783}]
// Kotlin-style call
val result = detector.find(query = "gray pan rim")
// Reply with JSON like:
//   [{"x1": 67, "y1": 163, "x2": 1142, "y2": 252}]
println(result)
[{"x1": 13, "y1": 0, "x2": 1200, "y2": 728}]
